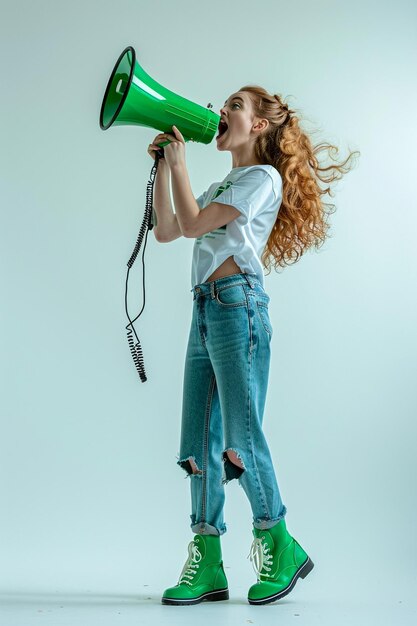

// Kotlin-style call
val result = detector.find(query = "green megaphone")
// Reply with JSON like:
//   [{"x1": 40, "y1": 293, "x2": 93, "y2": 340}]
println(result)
[{"x1": 99, "y1": 46, "x2": 221, "y2": 152}]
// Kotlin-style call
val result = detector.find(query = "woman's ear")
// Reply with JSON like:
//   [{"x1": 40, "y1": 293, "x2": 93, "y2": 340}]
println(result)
[{"x1": 253, "y1": 118, "x2": 269, "y2": 133}]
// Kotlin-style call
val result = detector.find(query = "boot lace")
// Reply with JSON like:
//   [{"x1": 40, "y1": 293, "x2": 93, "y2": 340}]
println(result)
[
  {"x1": 247, "y1": 537, "x2": 273, "y2": 580},
  {"x1": 178, "y1": 540, "x2": 202, "y2": 585}
]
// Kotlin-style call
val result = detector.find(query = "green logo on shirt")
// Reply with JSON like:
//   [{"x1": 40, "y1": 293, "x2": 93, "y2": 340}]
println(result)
[{"x1": 213, "y1": 180, "x2": 233, "y2": 200}]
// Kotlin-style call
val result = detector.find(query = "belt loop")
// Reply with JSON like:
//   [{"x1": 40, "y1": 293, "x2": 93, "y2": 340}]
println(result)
[
  {"x1": 210, "y1": 281, "x2": 215, "y2": 299},
  {"x1": 243, "y1": 272, "x2": 254, "y2": 289}
]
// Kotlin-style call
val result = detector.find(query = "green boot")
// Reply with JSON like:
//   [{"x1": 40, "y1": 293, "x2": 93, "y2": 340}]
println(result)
[
  {"x1": 247, "y1": 518, "x2": 314, "y2": 605},
  {"x1": 161, "y1": 533, "x2": 229, "y2": 605}
]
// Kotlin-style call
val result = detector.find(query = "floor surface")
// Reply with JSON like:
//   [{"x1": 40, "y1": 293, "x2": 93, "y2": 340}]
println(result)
[{"x1": 1, "y1": 583, "x2": 415, "y2": 626}]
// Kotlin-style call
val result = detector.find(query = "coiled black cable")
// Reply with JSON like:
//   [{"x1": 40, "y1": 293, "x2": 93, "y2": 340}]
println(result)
[{"x1": 125, "y1": 147, "x2": 165, "y2": 382}]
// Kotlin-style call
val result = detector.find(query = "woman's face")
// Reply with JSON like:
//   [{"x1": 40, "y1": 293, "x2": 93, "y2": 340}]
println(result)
[{"x1": 216, "y1": 91, "x2": 261, "y2": 151}]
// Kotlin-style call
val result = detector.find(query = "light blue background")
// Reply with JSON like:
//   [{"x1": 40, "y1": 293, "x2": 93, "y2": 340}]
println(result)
[{"x1": 1, "y1": 0, "x2": 416, "y2": 623}]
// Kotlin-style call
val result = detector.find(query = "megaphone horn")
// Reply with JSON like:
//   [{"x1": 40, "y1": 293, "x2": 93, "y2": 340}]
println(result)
[{"x1": 99, "y1": 46, "x2": 220, "y2": 147}]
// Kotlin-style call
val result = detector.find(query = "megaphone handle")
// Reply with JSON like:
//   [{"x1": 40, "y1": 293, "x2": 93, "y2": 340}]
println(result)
[{"x1": 156, "y1": 135, "x2": 191, "y2": 159}]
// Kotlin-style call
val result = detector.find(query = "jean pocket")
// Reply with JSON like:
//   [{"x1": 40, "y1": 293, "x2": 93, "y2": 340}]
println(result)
[
  {"x1": 215, "y1": 284, "x2": 247, "y2": 307},
  {"x1": 256, "y1": 301, "x2": 273, "y2": 336}
]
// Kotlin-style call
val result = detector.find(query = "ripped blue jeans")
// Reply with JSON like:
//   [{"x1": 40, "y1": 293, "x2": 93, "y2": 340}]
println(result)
[{"x1": 177, "y1": 272, "x2": 287, "y2": 536}]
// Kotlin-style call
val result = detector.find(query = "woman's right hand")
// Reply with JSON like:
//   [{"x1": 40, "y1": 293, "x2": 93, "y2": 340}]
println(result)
[{"x1": 147, "y1": 133, "x2": 169, "y2": 161}]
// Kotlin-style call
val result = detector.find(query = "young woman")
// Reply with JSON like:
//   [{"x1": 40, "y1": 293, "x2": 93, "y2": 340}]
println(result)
[{"x1": 148, "y1": 87, "x2": 358, "y2": 606}]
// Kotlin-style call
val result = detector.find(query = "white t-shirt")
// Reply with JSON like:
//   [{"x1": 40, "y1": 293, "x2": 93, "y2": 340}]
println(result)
[{"x1": 191, "y1": 164, "x2": 282, "y2": 289}]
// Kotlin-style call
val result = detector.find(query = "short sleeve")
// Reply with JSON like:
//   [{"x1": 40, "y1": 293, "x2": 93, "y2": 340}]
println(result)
[{"x1": 212, "y1": 168, "x2": 274, "y2": 224}]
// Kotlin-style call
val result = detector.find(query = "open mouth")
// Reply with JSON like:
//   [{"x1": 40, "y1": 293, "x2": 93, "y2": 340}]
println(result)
[{"x1": 216, "y1": 120, "x2": 229, "y2": 140}]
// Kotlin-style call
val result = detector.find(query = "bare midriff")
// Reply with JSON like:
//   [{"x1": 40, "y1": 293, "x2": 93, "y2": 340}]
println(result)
[{"x1": 205, "y1": 255, "x2": 244, "y2": 283}]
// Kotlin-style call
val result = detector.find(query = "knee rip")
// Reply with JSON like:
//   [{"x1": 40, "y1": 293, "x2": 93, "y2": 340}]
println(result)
[
  {"x1": 222, "y1": 448, "x2": 246, "y2": 484},
  {"x1": 177, "y1": 456, "x2": 203, "y2": 477},
  {"x1": 177, "y1": 450, "x2": 246, "y2": 482}
]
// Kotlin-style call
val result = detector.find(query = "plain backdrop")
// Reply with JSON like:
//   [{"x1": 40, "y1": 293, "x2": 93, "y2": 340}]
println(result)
[{"x1": 1, "y1": 0, "x2": 416, "y2": 624}]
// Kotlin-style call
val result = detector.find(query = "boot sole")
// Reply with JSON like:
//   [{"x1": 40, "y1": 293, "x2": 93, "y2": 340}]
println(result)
[
  {"x1": 161, "y1": 587, "x2": 229, "y2": 605},
  {"x1": 247, "y1": 556, "x2": 314, "y2": 605}
]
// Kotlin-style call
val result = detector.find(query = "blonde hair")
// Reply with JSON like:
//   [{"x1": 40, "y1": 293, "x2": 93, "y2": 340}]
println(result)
[{"x1": 239, "y1": 85, "x2": 360, "y2": 273}]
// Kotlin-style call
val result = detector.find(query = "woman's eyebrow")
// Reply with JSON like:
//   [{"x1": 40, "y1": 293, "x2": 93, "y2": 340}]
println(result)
[{"x1": 223, "y1": 96, "x2": 244, "y2": 105}]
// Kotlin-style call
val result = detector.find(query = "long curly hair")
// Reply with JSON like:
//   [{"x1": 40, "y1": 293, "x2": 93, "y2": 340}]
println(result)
[{"x1": 239, "y1": 85, "x2": 360, "y2": 273}]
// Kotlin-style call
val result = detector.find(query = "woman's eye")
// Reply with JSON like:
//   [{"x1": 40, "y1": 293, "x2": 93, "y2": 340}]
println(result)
[{"x1": 221, "y1": 102, "x2": 240, "y2": 112}]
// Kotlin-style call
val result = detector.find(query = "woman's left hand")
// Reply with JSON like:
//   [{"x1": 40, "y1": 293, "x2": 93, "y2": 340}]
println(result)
[{"x1": 161, "y1": 125, "x2": 187, "y2": 169}]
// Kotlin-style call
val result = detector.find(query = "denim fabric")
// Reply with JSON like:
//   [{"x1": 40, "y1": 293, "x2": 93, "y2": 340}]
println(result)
[{"x1": 177, "y1": 272, "x2": 287, "y2": 536}]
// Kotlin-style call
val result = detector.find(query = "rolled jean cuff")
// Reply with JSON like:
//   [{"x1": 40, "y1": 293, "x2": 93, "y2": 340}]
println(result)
[
  {"x1": 253, "y1": 505, "x2": 287, "y2": 530},
  {"x1": 191, "y1": 521, "x2": 227, "y2": 536}
]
